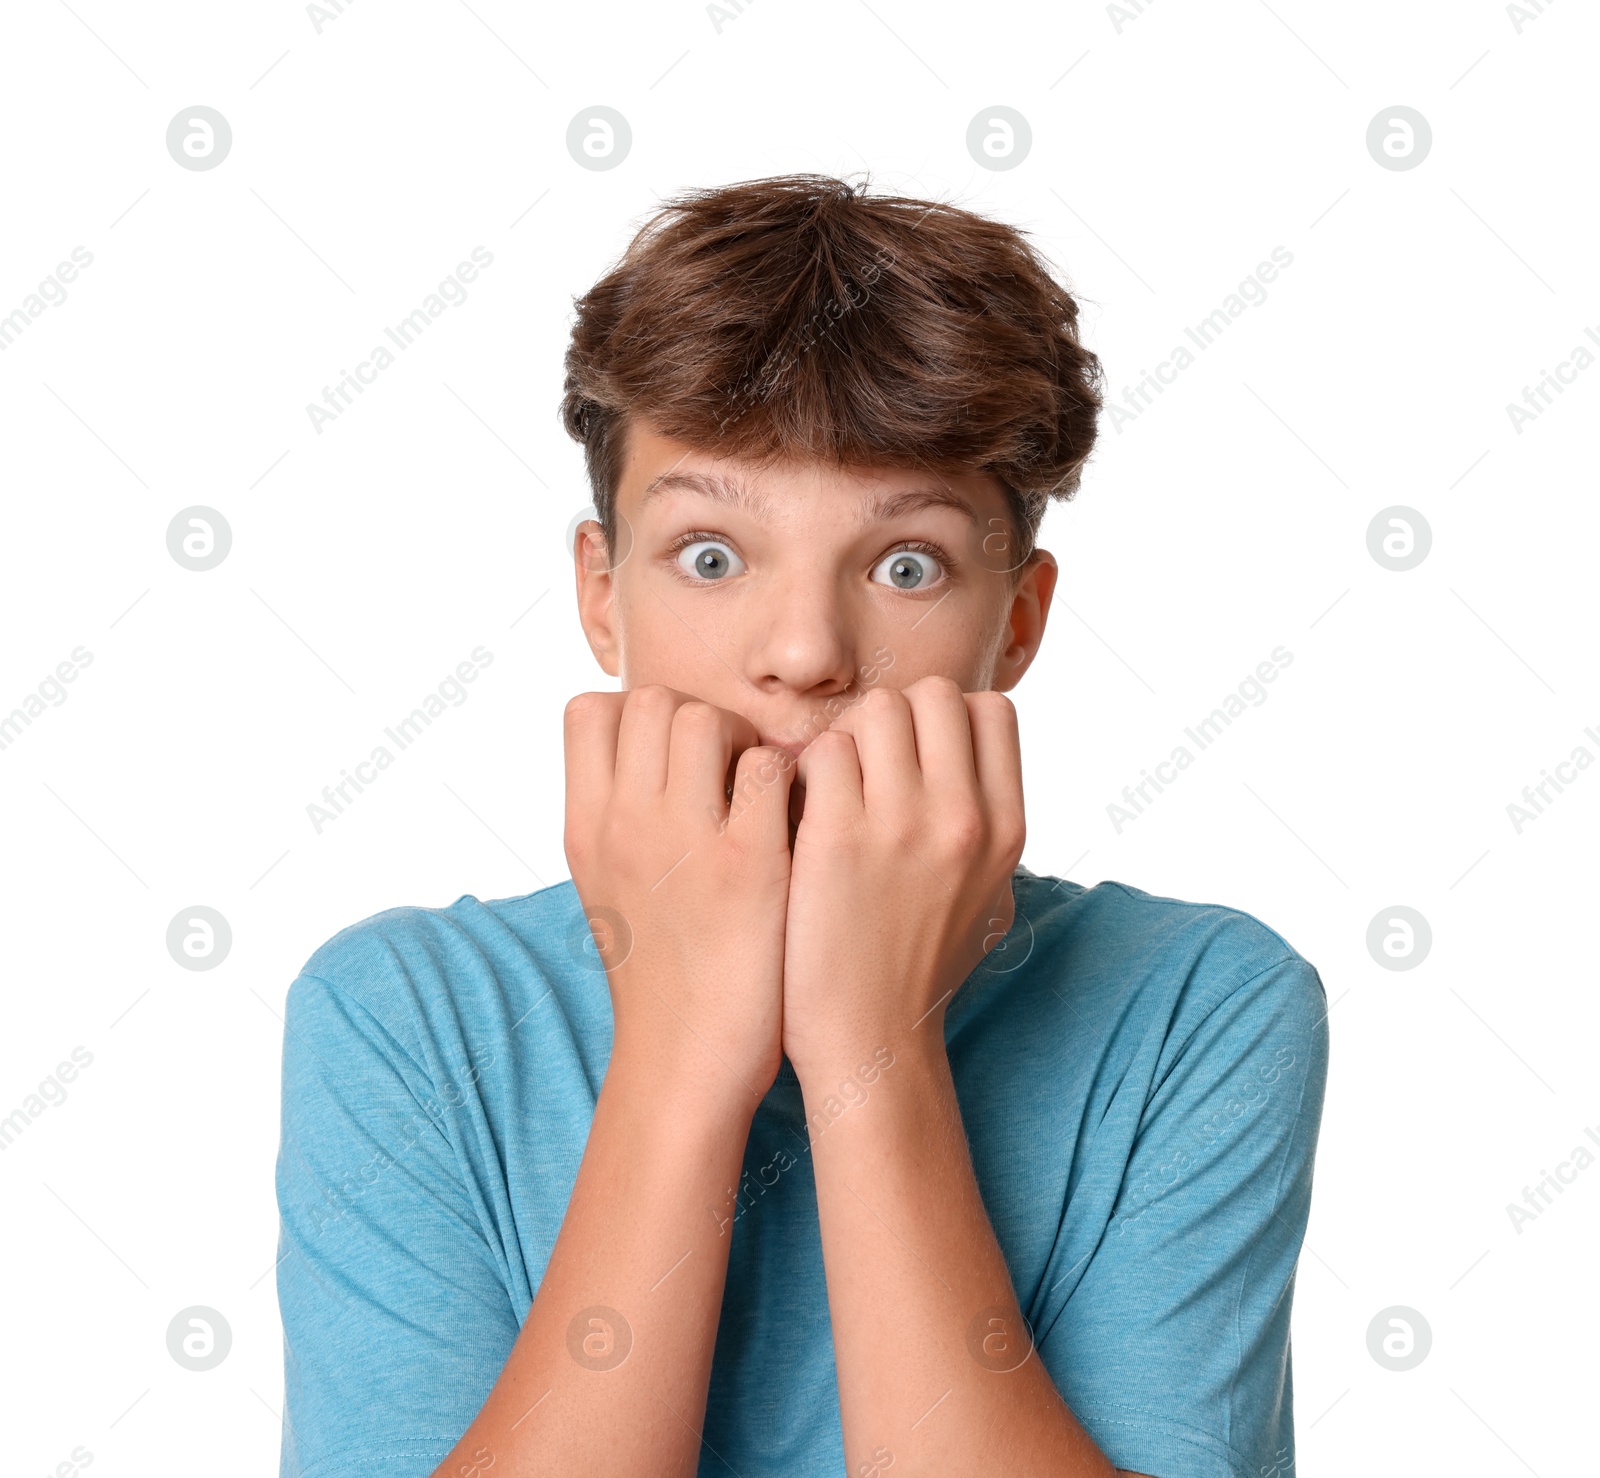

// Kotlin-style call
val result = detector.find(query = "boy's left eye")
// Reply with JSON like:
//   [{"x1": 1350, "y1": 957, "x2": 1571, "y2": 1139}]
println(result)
[{"x1": 870, "y1": 548, "x2": 944, "y2": 590}]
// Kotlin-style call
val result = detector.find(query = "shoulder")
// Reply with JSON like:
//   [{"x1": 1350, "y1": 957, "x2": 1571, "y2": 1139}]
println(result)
[
  {"x1": 298, "y1": 878, "x2": 585, "y2": 987},
  {"x1": 287, "y1": 879, "x2": 588, "y2": 1053},
  {"x1": 1010, "y1": 869, "x2": 1326, "y2": 1047},
  {"x1": 1017, "y1": 869, "x2": 1307, "y2": 967}
]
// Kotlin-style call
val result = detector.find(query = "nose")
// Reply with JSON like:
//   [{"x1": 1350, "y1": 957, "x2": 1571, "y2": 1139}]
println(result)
[{"x1": 743, "y1": 569, "x2": 859, "y2": 710}]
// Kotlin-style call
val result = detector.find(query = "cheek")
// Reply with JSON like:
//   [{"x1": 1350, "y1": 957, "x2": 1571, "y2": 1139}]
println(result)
[
  {"x1": 867, "y1": 595, "x2": 1008, "y2": 692},
  {"x1": 612, "y1": 582, "x2": 742, "y2": 700}
]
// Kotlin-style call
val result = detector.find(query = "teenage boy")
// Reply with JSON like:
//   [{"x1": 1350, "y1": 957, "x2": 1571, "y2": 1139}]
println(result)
[{"x1": 275, "y1": 175, "x2": 1328, "y2": 1478}]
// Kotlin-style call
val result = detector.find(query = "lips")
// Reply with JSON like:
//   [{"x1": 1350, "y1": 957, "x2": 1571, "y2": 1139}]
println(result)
[{"x1": 762, "y1": 734, "x2": 812, "y2": 761}]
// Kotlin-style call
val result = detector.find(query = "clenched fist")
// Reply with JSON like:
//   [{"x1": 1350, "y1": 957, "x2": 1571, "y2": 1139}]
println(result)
[
  {"x1": 563, "y1": 686, "x2": 797, "y2": 1106},
  {"x1": 780, "y1": 676, "x2": 1026, "y2": 1084}
]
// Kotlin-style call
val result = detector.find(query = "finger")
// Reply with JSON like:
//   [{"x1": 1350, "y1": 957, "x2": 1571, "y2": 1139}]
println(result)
[
  {"x1": 563, "y1": 690, "x2": 624, "y2": 815},
  {"x1": 902, "y1": 677, "x2": 979, "y2": 800},
  {"x1": 965, "y1": 691, "x2": 1025, "y2": 828},
  {"x1": 667, "y1": 701, "x2": 760, "y2": 822},
  {"x1": 795, "y1": 728, "x2": 864, "y2": 824},
  {"x1": 726, "y1": 744, "x2": 798, "y2": 848},
  {"x1": 613, "y1": 684, "x2": 688, "y2": 798},
  {"x1": 829, "y1": 687, "x2": 918, "y2": 813}
]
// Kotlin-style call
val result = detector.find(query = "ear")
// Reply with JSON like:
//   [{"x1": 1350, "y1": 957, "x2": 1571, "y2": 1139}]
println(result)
[
  {"x1": 992, "y1": 549, "x2": 1057, "y2": 693},
  {"x1": 574, "y1": 520, "x2": 621, "y2": 678}
]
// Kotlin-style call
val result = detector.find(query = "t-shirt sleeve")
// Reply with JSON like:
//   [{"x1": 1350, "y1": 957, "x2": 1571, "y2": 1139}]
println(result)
[
  {"x1": 275, "y1": 971, "x2": 519, "y2": 1478},
  {"x1": 1037, "y1": 953, "x2": 1330, "y2": 1478}
]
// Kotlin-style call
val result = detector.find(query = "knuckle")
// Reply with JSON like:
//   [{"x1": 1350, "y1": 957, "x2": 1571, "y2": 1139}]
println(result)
[
  {"x1": 564, "y1": 690, "x2": 613, "y2": 726},
  {"x1": 860, "y1": 687, "x2": 903, "y2": 718},
  {"x1": 738, "y1": 744, "x2": 790, "y2": 778},
  {"x1": 968, "y1": 689, "x2": 1015, "y2": 720},
  {"x1": 629, "y1": 683, "x2": 679, "y2": 715},
  {"x1": 673, "y1": 699, "x2": 722, "y2": 733},
  {"x1": 562, "y1": 823, "x2": 591, "y2": 867},
  {"x1": 967, "y1": 699, "x2": 1017, "y2": 743},
  {"x1": 945, "y1": 806, "x2": 987, "y2": 853}
]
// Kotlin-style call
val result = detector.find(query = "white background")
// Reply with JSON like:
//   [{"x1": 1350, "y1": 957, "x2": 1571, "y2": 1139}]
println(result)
[{"x1": 2, "y1": 0, "x2": 1596, "y2": 1473}]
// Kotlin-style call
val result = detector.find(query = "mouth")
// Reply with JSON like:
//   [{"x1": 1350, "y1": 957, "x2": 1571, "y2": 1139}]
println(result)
[
  {"x1": 787, "y1": 774, "x2": 806, "y2": 842},
  {"x1": 762, "y1": 734, "x2": 812, "y2": 761}
]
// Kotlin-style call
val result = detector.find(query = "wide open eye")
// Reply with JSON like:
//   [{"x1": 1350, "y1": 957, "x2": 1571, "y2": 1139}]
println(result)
[
  {"x1": 675, "y1": 540, "x2": 746, "y2": 581},
  {"x1": 870, "y1": 548, "x2": 944, "y2": 591}
]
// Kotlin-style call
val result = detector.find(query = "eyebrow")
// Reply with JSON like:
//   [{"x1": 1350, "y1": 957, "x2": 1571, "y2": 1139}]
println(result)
[
  {"x1": 640, "y1": 470, "x2": 771, "y2": 516},
  {"x1": 858, "y1": 486, "x2": 980, "y2": 526},
  {"x1": 641, "y1": 470, "x2": 978, "y2": 526}
]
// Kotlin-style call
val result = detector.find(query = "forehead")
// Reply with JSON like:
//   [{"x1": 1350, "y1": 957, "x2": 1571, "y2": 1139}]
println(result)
[{"x1": 617, "y1": 422, "x2": 1007, "y2": 526}]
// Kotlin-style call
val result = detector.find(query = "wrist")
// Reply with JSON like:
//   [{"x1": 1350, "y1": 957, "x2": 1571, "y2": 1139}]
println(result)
[
  {"x1": 797, "y1": 1044, "x2": 960, "y2": 1177},
  {"x1": 604, "y1": 1032, "x2": 768, "y2": 1132},
  {"x1": 792, "y1": 1035, "x2": 947, "y2": 1121},
  {"x1": 788, "y1": 1007, "x2": 950, "y2": 1089}
]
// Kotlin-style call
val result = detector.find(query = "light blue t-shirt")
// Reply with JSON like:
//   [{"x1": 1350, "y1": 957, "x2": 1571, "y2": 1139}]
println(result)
[{"x1": 275, "y1": 870, "x2": 1328, "y2": 1478}]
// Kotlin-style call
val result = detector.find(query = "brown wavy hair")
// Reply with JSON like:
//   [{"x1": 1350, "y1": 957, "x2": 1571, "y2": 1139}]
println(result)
[{"x1": 560, "y1": 174, "x2": 1103, "y2": 565}]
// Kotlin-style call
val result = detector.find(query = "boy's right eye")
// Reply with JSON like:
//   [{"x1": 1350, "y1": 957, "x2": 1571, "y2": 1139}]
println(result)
[{"x1": 675, "y1": 540, "x2": 745, "y2": 581}]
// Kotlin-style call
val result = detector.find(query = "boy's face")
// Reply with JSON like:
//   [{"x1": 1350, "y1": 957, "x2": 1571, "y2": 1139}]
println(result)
[{"x1": 573, "y1": 422, "x2": 1057, "y2": 757}]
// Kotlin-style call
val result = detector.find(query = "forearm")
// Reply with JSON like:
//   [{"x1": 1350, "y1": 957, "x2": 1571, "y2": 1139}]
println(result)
[
  {"x1": 802, "y1": 1042, "x2": 1117, "y2": 1478},
  {"x1": 435, "y1": 1041, "x2": 754, "y2": 1478}
]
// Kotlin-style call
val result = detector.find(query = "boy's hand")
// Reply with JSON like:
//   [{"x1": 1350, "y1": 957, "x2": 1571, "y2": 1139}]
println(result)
[
  {"x1": 564, "y1": 686, "x2": 797, "y2": 1106},
  {"x1": 781, "y1": 677, "x2": 1025, "y2": 1083}
]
